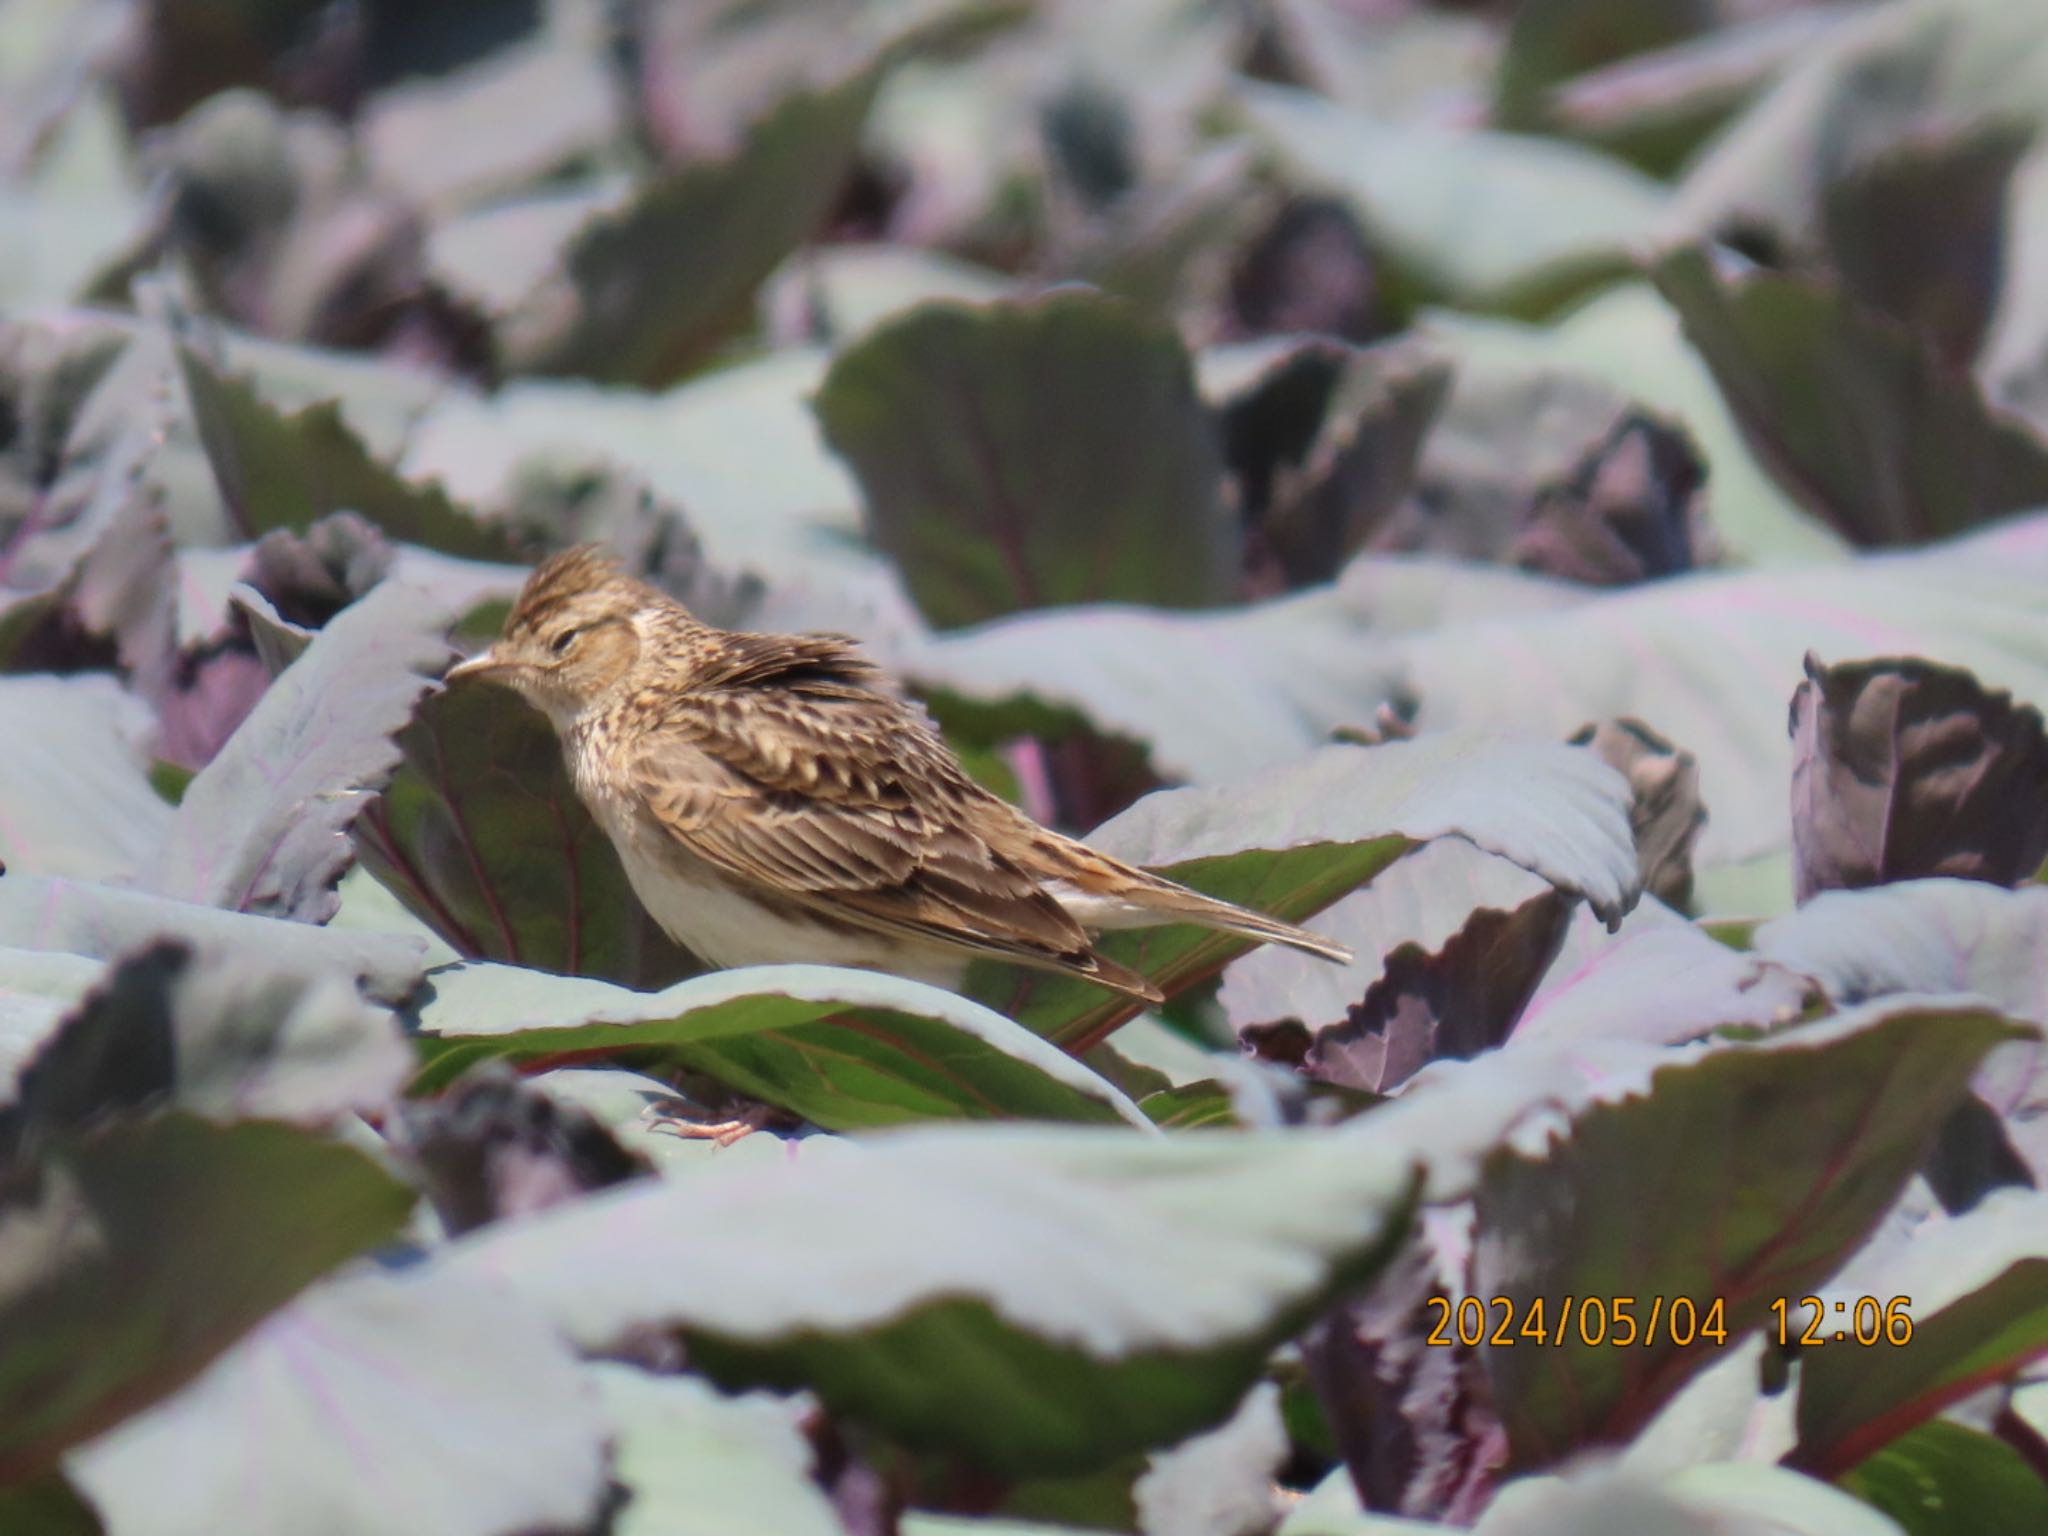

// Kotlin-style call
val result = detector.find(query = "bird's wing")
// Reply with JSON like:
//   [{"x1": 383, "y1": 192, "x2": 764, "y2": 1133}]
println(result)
[{"x1": 624, "y1": 661, "x2": 1143, "y2": 986}]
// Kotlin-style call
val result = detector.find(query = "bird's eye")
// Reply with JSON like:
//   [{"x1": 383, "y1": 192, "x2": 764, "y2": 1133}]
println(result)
[{"x1": 550, "y1": 628, "x2": 581, "y2": 655}]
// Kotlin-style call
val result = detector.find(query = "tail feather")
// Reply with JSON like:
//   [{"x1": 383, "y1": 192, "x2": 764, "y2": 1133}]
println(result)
[
  {"x1": 1138, "y1": 886, "x2": 1354, "y2": 965},
  {"x1": 1040, "y1": 869, "x2": 1354, "y2": 966},
  {"x1": 1013, "y1": 823, "x2": 1355, "y2": 968},
  {"x1": 1075, "y1": 949, "x2": 1168, "y2": 1005}
]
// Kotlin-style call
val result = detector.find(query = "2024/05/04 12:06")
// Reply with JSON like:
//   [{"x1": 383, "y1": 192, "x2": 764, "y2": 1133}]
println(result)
[{"x1": 1423, "y1": 1295, "x2": 1915, "y2": 1348}]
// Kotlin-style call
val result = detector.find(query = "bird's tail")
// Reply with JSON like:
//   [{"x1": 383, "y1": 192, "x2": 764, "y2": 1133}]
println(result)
[
  {"x1": 1029, "y1": 830, "x2": 1356, "y2": 966},
  {"x1": 1129, "y1": 882, "x2": 1355, "y2": 965}
]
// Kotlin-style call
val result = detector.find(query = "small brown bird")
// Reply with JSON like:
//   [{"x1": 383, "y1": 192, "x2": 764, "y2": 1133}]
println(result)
[{"x1": 446, "y1": 546, "x2": 1351, "y2": 1004}]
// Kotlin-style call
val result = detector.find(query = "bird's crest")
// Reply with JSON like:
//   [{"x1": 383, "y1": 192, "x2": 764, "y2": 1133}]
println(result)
[
  {"x1": 512, "y1": 544, "x2": 629, "y2": 617},
  {"x1": 500, "y1": 543, "x2": 677, "y2": 644}
]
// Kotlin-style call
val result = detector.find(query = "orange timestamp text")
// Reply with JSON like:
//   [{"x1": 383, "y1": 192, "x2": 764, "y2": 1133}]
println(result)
[
  {"x1": 1425, "y1": 1295, "x2": 1730, "y2": 1349},
  {"x1": 1771, "y1": 1295, "x2": 1914, "y2": 1347}
]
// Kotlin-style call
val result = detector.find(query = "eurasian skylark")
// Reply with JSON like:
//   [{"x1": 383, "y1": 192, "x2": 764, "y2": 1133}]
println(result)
[{"x1": 446, "y1": 545, "x2": 1351, "y2": 1003}]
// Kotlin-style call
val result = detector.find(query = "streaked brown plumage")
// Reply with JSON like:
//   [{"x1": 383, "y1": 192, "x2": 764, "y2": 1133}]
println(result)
[{"x1": 446, "y1": 545, "x2": 1352, "y2": 1003}]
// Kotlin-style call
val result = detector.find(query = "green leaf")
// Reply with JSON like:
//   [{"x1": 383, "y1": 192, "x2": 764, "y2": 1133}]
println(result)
[
  {"x1": 209, "y1": 329, "x2": 447, "y2": 462},
  {"x1": 1238, "y1": 81, "x2": 1666, "y2": 311},
  {"x1": 1139, "y1": 1082, "x2": 1240, "y2": 1130},
  {"x1": 1821, "y1": 120, "x2": 2032, "y2": 370},
  {"x1": 0, "y1": 874, "x2": 430, "y2": 1008},
  {"x1": 357, "y1": 673, "x2": 697, "y2": 991},
  {"x1": 0, "y1": 1114, "x2": 415, "y2": 1482},
  {"x1": 498, "y1": 68, "x2": 880, "y2": 387},
  {"x1": 450, "y1": 1124, "x2": 1421, "y2": 1478},
  {"x1": 412, "y1": 961, "x2": 1147, "y2": 1131},
  {"x1": 1839, "y1": 1419, "x2": 2048, "y2": 1536},
  {"x1": 813, "y1": 291, "x2": 1235, "y2": 628},
  {"x1": 175, "y1": 345, "x2": 516, "y2": 560},
  {"x1": 146, "y1": 760, "x2": 193, "y2": 806},
  {"x1": 1495, "y1": 0, "x2": 1712, "y2": 131},
  {"x1": 0, "y1": 675, "x2": 170, "y2": 882},
  {"x1": 976, "y1": 735, "x2": 1640, "y2": 1052},
  {"x1": 0, "y1": 1473, "x2": 102, "y2": 1536},
  {"x1": 66, "y1": 1266, "x2": 608, "y2": 1536},
  {"x1": 1653, "y1": 246, "x2": 2048, "y2": 547},
  {"x1": 1472, "y1": 1000, "x2": 2030, "y2": 1469},
  {"x1": 142, "y1": 581, "x2": 451, "y2": 923},
  {"x1": 592, "y1": 1367, "x2": 842, "y2": 1536},
  {"x1": 1789, "y1": 1188, "x2": 2048, "y2": 1479}
]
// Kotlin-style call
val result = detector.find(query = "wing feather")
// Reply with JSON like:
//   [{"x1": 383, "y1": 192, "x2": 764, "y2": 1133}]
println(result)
[{"x1": 625, "y1": 640, "x2": 1107, "y2": 974}]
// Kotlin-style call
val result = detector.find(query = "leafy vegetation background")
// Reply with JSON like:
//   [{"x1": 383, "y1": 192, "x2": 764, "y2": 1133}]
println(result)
[{"x1": 5, "y1": 0, "x2": 2048, "y2": 1531}]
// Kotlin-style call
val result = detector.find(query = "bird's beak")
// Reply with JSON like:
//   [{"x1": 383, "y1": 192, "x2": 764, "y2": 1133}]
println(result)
[{"x1": 444, "y1": 648, "x2": 509, "y2": 685}]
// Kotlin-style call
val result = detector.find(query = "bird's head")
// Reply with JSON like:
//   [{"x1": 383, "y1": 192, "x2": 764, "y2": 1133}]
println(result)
[{"x1": 445, "y1": 545, "x2": 663, "y2": 722}]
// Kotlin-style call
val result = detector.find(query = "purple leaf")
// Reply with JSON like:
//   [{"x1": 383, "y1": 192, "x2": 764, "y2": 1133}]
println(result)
[
  {"x1": 357, "y1": 658, "x2": 697, "y2": 989},
  {"x1": 1252, "y1": 890, "x2": 1573, "y2": 1096},
  {"x1": 1508, "y1": 413, "x2": 1716, "y2": 588},
  {"x1": 143, "y1": 581, "x2": 453, "y2": 924},
  {"x1": 1305, "y1": 1209, "x2": 1504, "y2": 1523},
  {"x1": 1789, "y1": 651, "x2": 2048, "y2": 902}
]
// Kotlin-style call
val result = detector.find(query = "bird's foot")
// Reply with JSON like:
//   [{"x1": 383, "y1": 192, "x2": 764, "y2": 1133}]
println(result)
[{"x1": 641, "y1": 1098, "x2": 783, "y2": 1148}]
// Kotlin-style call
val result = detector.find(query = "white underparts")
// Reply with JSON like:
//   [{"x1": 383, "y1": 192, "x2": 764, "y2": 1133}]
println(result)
[{"x1": 613, "y1": 835, "x2": 972, "y2": 990}]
